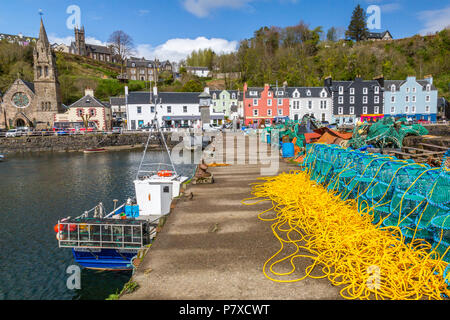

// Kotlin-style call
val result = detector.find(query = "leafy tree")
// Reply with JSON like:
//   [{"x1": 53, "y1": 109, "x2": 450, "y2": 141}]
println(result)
[
  {"x1": 327, "y1": 27, "x2": 338, "y2": 42},
  {"x1": 181, "y1": 79, "x2": 203, "y2": 92},
  {"x1": 346, "y1": 4, "x2": 369, "y2": 42}
]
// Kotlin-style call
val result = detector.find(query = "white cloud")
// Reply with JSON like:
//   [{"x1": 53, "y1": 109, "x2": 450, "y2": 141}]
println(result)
[
  {"x1": 418, "y1": 6, "x2": 450, "y2": 35},
  {"x1": 49, "y1": 34, "x2": 108, "y2": 46},
  {"x1": 135, "y1": 37, "x2": 238, "y2": 62},
  {"x1": 182, "y1": 0, "x2": 254, "y2": 18}
]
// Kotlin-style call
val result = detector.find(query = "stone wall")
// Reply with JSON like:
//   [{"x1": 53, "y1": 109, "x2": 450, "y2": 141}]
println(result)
[{"x1": 0, "y1": 133, "x2": 176, "y2": 154}]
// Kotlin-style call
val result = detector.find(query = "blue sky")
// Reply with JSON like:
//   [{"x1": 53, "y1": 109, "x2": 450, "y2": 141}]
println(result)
[{"x1": 0, "y1": 0, "x2": 449, "y2": 61}]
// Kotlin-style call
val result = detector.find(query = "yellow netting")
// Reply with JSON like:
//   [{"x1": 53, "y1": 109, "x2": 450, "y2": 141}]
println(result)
[{"x1": 242, "y1": 170, "x2": 450, "y2": 300}]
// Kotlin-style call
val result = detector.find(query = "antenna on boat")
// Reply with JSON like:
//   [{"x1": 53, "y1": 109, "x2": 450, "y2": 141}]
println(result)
[{"x1": 135, "y1": 81, "x2": 178, "y2": 180}]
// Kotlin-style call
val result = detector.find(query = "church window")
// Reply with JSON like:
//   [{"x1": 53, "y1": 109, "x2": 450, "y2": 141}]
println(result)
[
  {"x1": 38, "y1": 67, "x2": 42, "y2": 78},
  {"x1": 44, "y1": 66, "x2": 48, "y2": 77},
  {"x1": 41, "y1": 102, "x2": 45, "y2": 110}
]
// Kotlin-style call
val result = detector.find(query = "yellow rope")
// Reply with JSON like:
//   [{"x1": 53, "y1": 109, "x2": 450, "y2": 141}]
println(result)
[{"x1": 242, "y1": 170, "x2": 450, "y2": 300}]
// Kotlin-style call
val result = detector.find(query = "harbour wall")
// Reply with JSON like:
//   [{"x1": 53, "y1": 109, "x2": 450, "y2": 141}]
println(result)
[{"x1": 0, "y1": 133, "x2": 178, "y2": 154}]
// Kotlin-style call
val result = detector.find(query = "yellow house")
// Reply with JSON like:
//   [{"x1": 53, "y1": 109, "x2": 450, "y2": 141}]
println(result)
[{"x1": 54, "y1": 89, "x2": 112, "y2": 130}]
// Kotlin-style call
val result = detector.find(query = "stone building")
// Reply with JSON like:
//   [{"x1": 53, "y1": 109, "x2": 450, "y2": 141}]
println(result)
[
  {"x1": 1, "y1": 18, "x2": 64, "y2": 129},
  {"x1": 125, "y1": 57, "x2": 173, "y2": 82},
  {"x1": 69, "y1": 27, "x2": 117, "y2": 63}
]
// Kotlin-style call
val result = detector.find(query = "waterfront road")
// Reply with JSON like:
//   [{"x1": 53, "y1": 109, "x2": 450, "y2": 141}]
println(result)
[{"x1": 121, "y1": 133, "x2": 342, "y2": 300}]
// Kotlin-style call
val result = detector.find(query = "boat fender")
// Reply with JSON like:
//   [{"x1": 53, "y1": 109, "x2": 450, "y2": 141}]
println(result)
[{"x1": 157, "y1": 170, "x2": 173, "y2": 177}]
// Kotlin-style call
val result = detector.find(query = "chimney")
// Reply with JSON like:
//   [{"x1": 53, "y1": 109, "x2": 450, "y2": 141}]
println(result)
[
  {"x1": 424, "y1": 74, "x2": 433, "y2": 85},
  {"x1": 84, "y1": 87, "x2": 94, "y2": 97},
  {"x1": 374, "y1": 75, "x2": 384, "y2": 88},
  {"x1": 153, "y1": 86, "x2": 158, "y2": 96},
  {"x1": 324, "y1": 76, "x2": 332, "y2": 87},
  {"x1": 204, "y1": 87, "x2": 210, "y2": 94}
]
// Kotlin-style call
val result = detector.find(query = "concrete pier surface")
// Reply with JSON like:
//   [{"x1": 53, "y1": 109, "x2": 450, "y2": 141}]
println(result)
[{"x1": 121, "y1": 133, "x2": 342, "y2": 300}]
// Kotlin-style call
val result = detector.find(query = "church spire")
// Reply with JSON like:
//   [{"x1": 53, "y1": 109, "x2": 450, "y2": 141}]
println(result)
[{"x1": 38, "y1": 17, "x2": 50, "y2": 47}]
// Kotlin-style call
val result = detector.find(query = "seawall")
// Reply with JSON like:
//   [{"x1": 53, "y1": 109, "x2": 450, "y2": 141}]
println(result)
[{"x1": 0, "y1": 133, "x2": 177, "y2": 154}]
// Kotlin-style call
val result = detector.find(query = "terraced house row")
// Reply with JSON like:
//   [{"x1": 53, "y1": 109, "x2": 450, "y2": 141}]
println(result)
[{"x1": 242, "y1": 75, "x2": 438, "y2": 126}]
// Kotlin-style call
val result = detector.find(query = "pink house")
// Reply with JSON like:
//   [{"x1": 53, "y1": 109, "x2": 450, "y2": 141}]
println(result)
[{"x1": 243, "y1": 83, "x2": 290, "y2": 126}]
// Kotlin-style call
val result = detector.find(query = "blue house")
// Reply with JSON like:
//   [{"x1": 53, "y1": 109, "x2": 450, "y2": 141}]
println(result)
[{"x1": 384, "y1": 76, "x2": 438, "y2": 122}]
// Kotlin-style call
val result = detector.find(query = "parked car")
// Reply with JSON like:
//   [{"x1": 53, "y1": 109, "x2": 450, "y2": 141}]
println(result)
[
  {"x1": 203, "y1": 124, "x2": 222, "y2": 132},
  {"x1": 6, "y1": 129, "x2": 20, "y2": 137}
]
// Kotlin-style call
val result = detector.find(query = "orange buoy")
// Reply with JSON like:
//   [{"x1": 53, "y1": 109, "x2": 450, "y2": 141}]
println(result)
[
  {"x1": 54, "y1": 224, "x2": 64, "y2": 233},
  {"x1": 157, "y1": 170, "x2": 173, "y2": 177}
]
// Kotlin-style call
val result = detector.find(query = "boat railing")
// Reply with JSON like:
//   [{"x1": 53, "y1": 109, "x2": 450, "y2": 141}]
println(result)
[{"x1": 57, "y1": 219, "x2": 152, "y2": 250}]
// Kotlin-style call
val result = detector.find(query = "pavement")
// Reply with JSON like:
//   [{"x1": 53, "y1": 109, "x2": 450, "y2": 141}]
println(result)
[{"x1": 121, "y1": 133, "x2": 342, "y2": 300}]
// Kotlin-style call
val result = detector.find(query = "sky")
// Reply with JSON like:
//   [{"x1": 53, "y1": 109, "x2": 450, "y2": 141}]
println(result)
[{"x1": 0, "y1": 0, "x2": 449, "y2": 62}]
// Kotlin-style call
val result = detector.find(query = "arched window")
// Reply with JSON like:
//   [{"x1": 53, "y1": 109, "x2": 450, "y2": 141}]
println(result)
[
  {"x1": 89, "y1": 108, "x2": 96, "y2": 117},
  {"x1": 44, "y1": 66, "x2": 48, "y2": 77},
  {"x1": 391, "y1": 85, "x2": 396, "y2": 92},
  {"x1": 77, "y1": 109, "x2": 84, "y2": 117}
]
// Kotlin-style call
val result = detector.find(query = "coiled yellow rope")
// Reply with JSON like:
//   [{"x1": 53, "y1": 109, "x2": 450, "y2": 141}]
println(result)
[{"x1": 242, "y1": 170, "x2": 450, "y2": 300}]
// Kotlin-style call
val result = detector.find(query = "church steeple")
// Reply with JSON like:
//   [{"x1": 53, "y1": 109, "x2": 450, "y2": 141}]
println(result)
[{"x1": 38, "y1": 18, "x2": 50, "y2": 47}]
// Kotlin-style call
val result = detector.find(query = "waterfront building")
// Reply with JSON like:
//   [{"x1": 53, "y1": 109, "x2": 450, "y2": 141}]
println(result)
[
  {"x1": 384, "y1": 76, "x2": 438, "y2": 122},
  {"x1": 210, "y1": 90, "x2": 241, "y2": 119},
  {"x1": 124, "y1": 87, "x2": 225, "y2": 130},
  {"x1": 243, "y1": 83, "x2": 290, "y2": 126},
  {"x1": 54, "y1": 88, "x2": 112, "y2": 130},
  {"x1": 287, "y1": 87, "x2": 333, "y2": 123},
  {"x1": 0, "y1": 32, "x2": 37, "y2": 46},
  {"x1": 1, "y1": 18, "x2": 64, "y2": 129},
  {"x1": 324, "y1": 76, "x2": 384, "y2": 125},
  {"x1": 109, "y1": 97, "x2": 127, "y2": 120}
]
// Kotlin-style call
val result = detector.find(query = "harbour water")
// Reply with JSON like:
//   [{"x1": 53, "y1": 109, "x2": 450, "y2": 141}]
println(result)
[{"x1": 0, "y1": 150, "x2": 195, "y2": 300}]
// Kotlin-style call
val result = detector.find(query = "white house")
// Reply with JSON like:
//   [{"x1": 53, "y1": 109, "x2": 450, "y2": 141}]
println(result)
[
  {"x1": 186, "y1": 66, "x2": 211, "y2": 78},
  {"x1": 125, "y1": 87, "x2": 225, "y2": 130},
  {"x1": 288, "y1": 87, "x2": 333, "y2": 123}
]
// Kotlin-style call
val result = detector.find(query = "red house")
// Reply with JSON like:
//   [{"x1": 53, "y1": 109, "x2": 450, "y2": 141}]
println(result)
[{"x1": 243, "y1": 83, "x2": 290, "y2": 126}]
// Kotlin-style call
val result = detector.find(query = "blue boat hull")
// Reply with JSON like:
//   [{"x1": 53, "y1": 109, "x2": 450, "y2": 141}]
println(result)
[{"x1": 72, "y1": 248, "x2": 138, "y2": 270}]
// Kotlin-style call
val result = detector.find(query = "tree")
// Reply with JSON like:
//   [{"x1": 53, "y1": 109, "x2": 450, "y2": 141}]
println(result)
[
  {"x1": 108, "y1": 31, "x2": 134, "y2": 74},
  {"x1": 182, "y1": 79, "x2": 203, "y2": 92},
  {"x1": 346, "y1": 5, "x2": 369, "y2": 42},
  {"x1": 327, "y1": 27, "x2": 338, "y2": 42}
]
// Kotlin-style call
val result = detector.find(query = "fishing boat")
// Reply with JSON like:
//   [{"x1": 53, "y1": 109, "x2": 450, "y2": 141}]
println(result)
[
  {"x1": 83, "y1": 148, "x2": 107, "y2": 154},
  {"x1": 55, "y1": 88, "x2": 189, "y2": 271}
]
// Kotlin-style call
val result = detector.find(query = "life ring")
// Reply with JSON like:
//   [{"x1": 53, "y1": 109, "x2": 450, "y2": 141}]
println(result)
[
  {"x1": 56, "y1": 231, "x2": 66, "y2": 240},
  {"x1": 157, "y1": 170, "x2": 173, "y2": 177}
]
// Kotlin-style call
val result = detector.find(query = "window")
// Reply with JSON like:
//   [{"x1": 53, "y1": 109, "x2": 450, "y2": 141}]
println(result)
[
  {"x1": 338, "y1": 96, "x2": 344, "y2": 104},
  {"x1": 321, "y1": 90, "x2": 326, "y2": 98},
  {"x1": 213, "y1": 93, "x2": 217, "y2": 99},
  {"x1": 137, "y1": 106, "x2": 142, "y2": 114},
  {"x1": 306, "y1": 90, "x2": 311, "y2": 97},
  {"x1": 77, "y1": 109, "x2": 83, "y2": 117},
  {"x1": 426, "y1": 84, "x2": 431, "y2": 92},
  {"x1": 350, "y1": 96, "x2": 355, "y2": 104},
  {"x1": 253, "y1": 99, "x2": 258, "y2": 106},
  {"x1": 405, "y1": 106, "x2": 409, "y2": 113},
  {"x1": 308, "y1": 101, "x2": 312, "y2": 109},
  {"x1": 232, "y1": 93, "x2": 236, "y2": 99},
  {"x1": 278, "y1": 99, "x2": 283, "y2": 106},
  {"x1": 363, "y1": 87, "x2": 368, "y2": 94},
  {"x1": 350, "y1": 88, "x2": 355, "y2": 95},
  {"x1": 391, "y1": 85, "x2": 396, "y2": 92},
  {"x1": 268, "y1": 91, "x2": 272, "y2": 97},
  {"x1": 267, "y1": 99, "x2": 272, "y2": 106},
  {"x1": 349, "y1": 107, "x2": 354, "y2": 115},
  {"x1": 426, "y1": 96, "x2": 430, "y2": 102},
  {"x1": 267, "y1": 109, "x2": 272, "y2": 116},
  {"x1": 363, "y1": 96, "x2": 368, "y2": 104},
  {"x1": 374, "y1": 96, "x2": 379, "y2": 104},
  {"x1": 183, "y1": 106, "x2": 187, "y2": 113},
  {"x1": 250, "y1": 91, "x2": 257, "y2": 96},
  {"x1": 322, "y1": 113, "x2": 326, "y2": 121},
  {"x1": 339, "y1": 86, "x2": 344, "y2": 95},
  {"x1": 374, "y1": 86, "x2": 379, "y2": 94},
  {"x1": 320, "y1": 100, "x2": 327, "y2": 109},
  {"x1": 253, "y1": 109, "x2": 258, "y2": 116},
  {"x1": 167, "y1": 106, "x2": 171, "y2": 113},
  {"x1": 426, "y1": 106, "x2": 430, "y2": 113},
  {"x1": 391, "y1": 96, "x2": 396, "y2": 103},
  {"x1": 150, "y1": 106, "x2": 155, "y2": 113},
  {"x1": 278, "y1": 109, "x2": 283, "y2": 116},
  {"x1": 406, "y1": 87, "x2": 410, "y2": 93},
  {"x1": 374, "y1": 106, "x2": 379, "y2": 114},
  {"x1": 132, "y1": 63, "x2": 136, "y2": 67},
  {"x1": 412, "y1": 87, "x2": 416, "y2": 93},
  {"x1": 44, "y1": 66, "x2": 48, "y2": 77},
  {"x1": 89, "y1": 108, "x2": 96, "y2": 117},
  {"x1": 405, "y1": 96, "x2": 409, "y2": 103},
  {"x1": 391, "y1": 106, "x2": 395, "y2": 114},
  {"x1": 411, "y1": 106, "x2": 416, "y2": 113},
  {"x1": 338, "y1": 107, "x2": 343, "y2": 115},
  {"x1": 363, "y1": 106, "x2": 368, "y2": 114}
]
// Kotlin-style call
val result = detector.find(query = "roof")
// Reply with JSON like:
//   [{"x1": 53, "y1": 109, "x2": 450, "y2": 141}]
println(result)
[
  {"x1": 367, "y1": 31, "x2": 392, "y2": 40},
  {"x1": 22, "y1": 80, "x2": 35, "y2": 93},
  {"x1": 127, "y1": 91, "x2": 202, "y2": 105},
  {"x1": 186, "y1": 66, "x2": 210, "y2": 71},
  {"x1": 385, "y1": 79, "x2": 437, "y2": 91},
  {"x1": 69, "y1": 95, "x2": 108, "y2": 108},
  {"x1": 86, "y1": 44, "x2": 112, "y2": 55},
  {"x1": 110, "y1": 97, "x2": 126, "y2": 105},
  {"x1": 287, "y1": 87, "x2": 331, "y2": 97}
]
